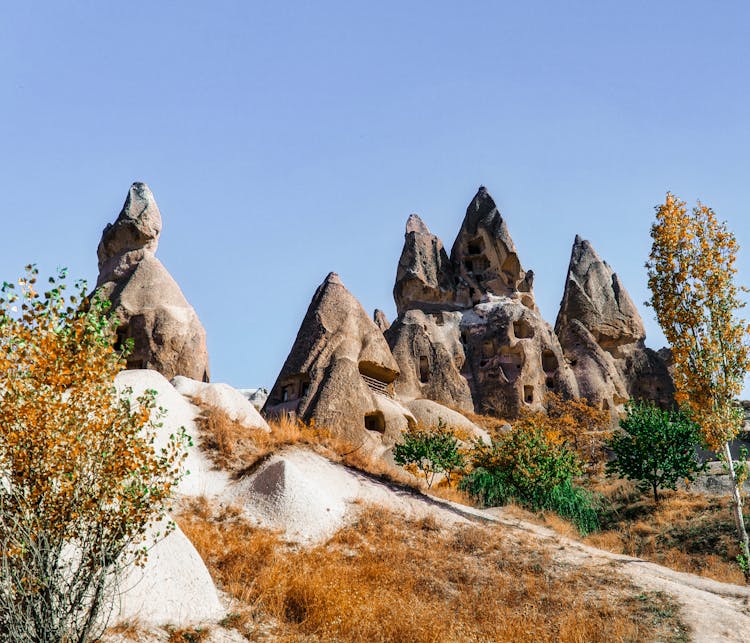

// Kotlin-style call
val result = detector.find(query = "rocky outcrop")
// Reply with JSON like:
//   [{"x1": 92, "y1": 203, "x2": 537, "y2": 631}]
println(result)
[
  {"x1": 96, "y1": 183, "x2": 210, "y2": 382},
  {"x1": 450, "y1": 187, "x2": 535, "y2": 307},
  {"x1": 387, "y1": 187, "x2": 577, "y2": 418},
  {"x1": 556, "y1": 236, "x2": 673, "y2": 412},
  {"x1": 459, "y1": 297, "x2": 578, "y2": 418},
  {"x1": 385, "y1": 309, "x2": 474, "y2": 412},
  {"x1": 263, "y1": 273, "x2": 415, "y2": 448},
  {"x1": 374, "y1": 309, "x2": 391, "y2": 332},
  {"x1": 393, "y1": 214, "x2": 457, "y2": 315}
]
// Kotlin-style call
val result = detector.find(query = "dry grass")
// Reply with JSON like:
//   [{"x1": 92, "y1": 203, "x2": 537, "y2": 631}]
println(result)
[
  {"x1": 576, "y1": 479, "x2": 747, "y2": 585},
  {"x1": 165, "y1": 625, "x2": 211, "y2": 642},
  {"x1": 104, "y1": 619, "x2": 146, "y2": 640},
  {"x1": 194, "y1": 405, "x2": 419, "y2": 489},
  {"x1": 178, "y1": 499, "x2": 689, "y2": 642},
  {"x1": 445, "y1": 404, "x2": 511, "y2": 438}
]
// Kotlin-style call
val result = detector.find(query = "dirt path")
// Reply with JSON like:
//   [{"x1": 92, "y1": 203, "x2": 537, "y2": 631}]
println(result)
[{"x1": 481, "y1": 507, "x2": 750, "y2": 643}]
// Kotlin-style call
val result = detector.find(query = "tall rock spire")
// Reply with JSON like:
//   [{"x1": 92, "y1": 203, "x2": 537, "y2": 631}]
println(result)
[
  {"x1": 556, "y1": 235, "x2": 673, "y2": 412},
  {"x1": 556, "y1": 235, "x2": 645, "y2": 349},
  {"x1": 450, "y1": 187, "x2": 534, "y2": 305},
  {"x1": 393, "y1": 214, "x2": 456, "y2": 315},
  {"x1": 95, "y1": 182, "x2": 210, "y2": 382},
  {"x1": 264, "y1": 272, "x2": 416, "y2": 448}
]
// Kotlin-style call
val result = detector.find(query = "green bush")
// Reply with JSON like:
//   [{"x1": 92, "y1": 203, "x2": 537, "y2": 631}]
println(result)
[
  {"x1": 393, "y1": 421, "x2": 465, "y2": 488},
  {"x1": 606, "y1": 401, "x2": 705, "y2": 504},
  {"x1": 460, "y1": 424, "x2": 600, "y2": 534}
]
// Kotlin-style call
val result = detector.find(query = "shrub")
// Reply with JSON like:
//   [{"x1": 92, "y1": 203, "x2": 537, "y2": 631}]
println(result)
[
  {"x1": 461, "y1": 423, "x2": 600, "y2": 534},
  {"x1": 606, "y1": 401, "x2": 705, "y2": 504},
  {"x1": 393, "y1": 422, "x2": 466, "y2": 488},
  {"x1": 0, "y1": 267, "x2": 189, "y2": 643},
  {"x1": 516, "y1": 392, "x2": 612, "y2": 468}
]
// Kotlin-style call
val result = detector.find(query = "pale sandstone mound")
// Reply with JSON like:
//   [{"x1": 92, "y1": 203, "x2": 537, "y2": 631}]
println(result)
[
  {"x1": 405, "y1": 398, "x2": 490, "y2": 444},
  {"x1": 172, "y1": 376, "x2": 270, "y2": 431},
  {"x1": 96, "y1": 182, "x2": 210, "y2": 382},
  {"x1": 115, "y1": 369, "x2": 229, "y2": 498},
  {"x1": 115, "y1": 518, "x2": 224, "y2": 626},
  {"x1": 263, "y1": 273, "x2": 415, "y2": 448},
  {"x1": 555, "y1": 235, "x2": 673, "y2": 412},
  {"x1": 224, "y1": 447, "x2": 474, "y2": 543}
]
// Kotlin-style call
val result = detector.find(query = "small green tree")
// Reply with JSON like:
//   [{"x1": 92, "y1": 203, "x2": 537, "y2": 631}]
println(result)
[
  {"x1": 393, "y1": 422, "x2": 465, "y2": 488},
  {"x1": 607, "y1": 401, "x2": 705, "y2": 504}
]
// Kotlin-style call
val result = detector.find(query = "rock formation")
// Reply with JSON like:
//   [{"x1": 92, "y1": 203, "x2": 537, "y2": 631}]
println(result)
[
  {"x1": 386, "y1": 187, "x2": 577, "y2": 418},
  {"x1": 450, "y1": 187, "x2": 535, "y2": 307},
  {"x1": 393, "y1": 214, "x2": 457, "y2": 315},
  {"x1": 266, "y1": 186, "x2": 674, "y2": 437},
  {"x1": 263, "y1": 273, "x2": 416, "y2": 448},
  {"x1": 373, "y1": 309, "x2": 391, "y2": 332},
  {"x1": 555, "y1": 235, "x2": 674, "y2": 412},
  {"x1": 96, "y1": 183, "x2": 210, "y2": 382}
]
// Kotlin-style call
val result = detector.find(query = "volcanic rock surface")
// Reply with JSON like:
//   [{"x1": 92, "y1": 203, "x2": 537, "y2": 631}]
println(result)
[
  {"x1": 555, "y1": 235, "x2": 674, "y2": 413},
  {"x1": 96, "y1": 182, "x2": 210, "y2": 382},
  {"x1": 263, "y1": 273, "x2": 415, "y2": 449}
]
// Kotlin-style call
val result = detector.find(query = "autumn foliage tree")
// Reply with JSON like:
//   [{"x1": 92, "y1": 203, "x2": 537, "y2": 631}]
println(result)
[
  {"x1": 516, "y1": 392, "x2": 612, "y2": 469},
  {"x1": 0, "y1": 267, "x2": 189, "y2": 642},
  {"x1": 647, "y1": 194, "x2": 750, "y2": 576}
]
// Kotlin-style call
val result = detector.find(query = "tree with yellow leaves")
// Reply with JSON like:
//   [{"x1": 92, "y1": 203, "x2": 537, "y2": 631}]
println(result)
[
  {"x1": 0, "y1": 267, "x2": 190, "y2": 642},
  {"x1": 647, "y1": 194, "x2": 750, "y2": 577}
]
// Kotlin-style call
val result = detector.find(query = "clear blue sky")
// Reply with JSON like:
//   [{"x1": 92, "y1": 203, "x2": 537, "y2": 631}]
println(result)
[{"x1": 2, "y1": 1, "x2": 749, "y2": 395}]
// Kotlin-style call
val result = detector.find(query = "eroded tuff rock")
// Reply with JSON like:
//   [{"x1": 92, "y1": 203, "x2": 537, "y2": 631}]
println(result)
[
  {"x1": 450, "y1": 187, "x2": 535, "y2": 307},
  {"x1": 385, "y1": 309, "x2": 474, "y2": 412},
  {"x1": 374, "y1": 308, "x2": 391, "y2": 332},
  {"x1": 96, "y1": 183, "x2": 210, "y2": 382},
  {"x1": 387, "y1": 187, "x2": 577, "y2": 418},
  {"x1": 393, "y1": 214, "x2": 457, "y2": 315},
  {"x1": 264, "y1": 273, "x2": 415, "y2": 448},
  {"x1": 555, "y1": 236, "x2": 673, "y2": 412}
]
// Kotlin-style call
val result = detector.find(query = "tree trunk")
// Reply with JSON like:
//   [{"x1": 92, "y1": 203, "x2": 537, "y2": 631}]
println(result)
[{"x1": 724, "y1": 441, "x2": 750, "y2": 581}]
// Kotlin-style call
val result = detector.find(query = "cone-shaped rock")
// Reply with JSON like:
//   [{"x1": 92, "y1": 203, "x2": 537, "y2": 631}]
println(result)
[
  {"x1": 373, "y1": 309, "x2": 391, "y2": 332},
  {"x1": 393, "y1": 214, "x2": 457, "y2": 315},
  {"x1": 556, "y1": 236, "x2": 673, "y2": 412},
  {"x1": 450, "y1": 187, "x2": 535, "y2": 306},
  {"x1": 96, "y1": 183, "x2": 210, "y2": 382},
  {"x1": 386, "y1": 189, "x2": 577, "y2": 418},
  {"x1": 264, "y1": 273, "x2": 415, "y2": 448},
  {"x1": 556, "y1": 235, "x2": 645, "y2": 349}
]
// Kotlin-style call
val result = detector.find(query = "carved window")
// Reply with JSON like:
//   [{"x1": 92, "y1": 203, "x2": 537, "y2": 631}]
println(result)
[{"x1": 419, "y1": 356, "x2": 429, "y2": 383}]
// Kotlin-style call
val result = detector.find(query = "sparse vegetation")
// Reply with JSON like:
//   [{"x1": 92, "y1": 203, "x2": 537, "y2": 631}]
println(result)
[
  {"x1": 0, "y1": 267, "x2": 189, "y2": 643},
  {"x1": 178, "y1": 499, "x2": 689, "y2": 642},
  {"x1": 461, "y1": 422, "x2": 600, "y2": 534},
  {"x1": 517, "y1": 392, "x2": 612, "y2": 469},
  {"x1": 393, "y1": 421, "x2": 466, "y2": 488},
  {"x1": 585, "y1": 480, "x2": 748, "y2": 585},
  {"x1": 195, "y1": 405, "x2": 418, "y2": 488}
]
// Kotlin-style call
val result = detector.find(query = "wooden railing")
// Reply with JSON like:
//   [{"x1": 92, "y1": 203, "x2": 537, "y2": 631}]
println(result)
[{"x1": 361, "y1": 374, "x2": 393, "y2": 398}]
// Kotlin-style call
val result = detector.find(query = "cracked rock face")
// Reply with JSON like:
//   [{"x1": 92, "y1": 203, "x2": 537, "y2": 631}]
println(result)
[
  {"x1": 264, "y1": 273, "x2": 415, "y2": 449},
  {"x1": 555, "y1": 236, "x2": 673, "y2": 413},
  {"x1": 95, "y1": 183, "x2": 210, "y2": 382}
]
